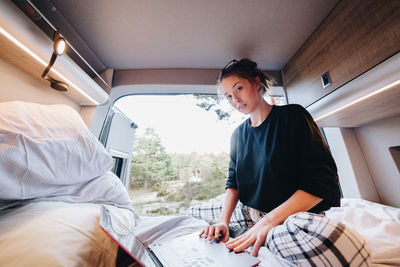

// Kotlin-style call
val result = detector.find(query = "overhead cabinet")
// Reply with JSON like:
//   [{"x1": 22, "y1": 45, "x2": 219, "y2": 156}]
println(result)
[{"x1": 283, "y1": 0, "x2": 400, "y2": 108}]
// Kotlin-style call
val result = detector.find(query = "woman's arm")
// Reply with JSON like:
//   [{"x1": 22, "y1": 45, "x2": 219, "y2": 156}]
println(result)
[
  {"x1": 265, "y1": 189, "x2": 322, "y2": 226},
  {"x1": 226, "y1": 189, "x2": 322, "y2": 256},
  {"x1": 200, "y1": 188, "x2": 239, "y2": 242},
  {"x1": 218, "y1": 188, "x2": 239, "y2": 225}
]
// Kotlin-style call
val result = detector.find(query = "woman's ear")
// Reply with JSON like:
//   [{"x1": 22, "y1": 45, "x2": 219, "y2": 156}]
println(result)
[{"x1": 253, "y1": 76, "x2": 261, "y2": 89}]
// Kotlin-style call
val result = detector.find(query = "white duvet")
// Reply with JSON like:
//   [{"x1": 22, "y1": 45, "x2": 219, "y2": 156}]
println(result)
[{"x1": 325, "y1": 198, "x2": 400, "y2": 266}]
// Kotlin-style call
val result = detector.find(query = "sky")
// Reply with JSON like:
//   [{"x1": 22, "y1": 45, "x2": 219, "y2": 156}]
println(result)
[{"x1": 115, "y1": 95, "x2": 247, "y2": 154}]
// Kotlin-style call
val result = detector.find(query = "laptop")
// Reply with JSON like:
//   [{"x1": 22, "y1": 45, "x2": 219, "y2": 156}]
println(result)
[{"x1": 99, "y1": 205, "x2": 260, "y2": 267}]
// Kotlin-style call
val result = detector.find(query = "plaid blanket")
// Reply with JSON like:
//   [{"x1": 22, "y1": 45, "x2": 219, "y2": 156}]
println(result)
[{"x1": 187, "y1": 201, "x2": 371, "y2": 266}]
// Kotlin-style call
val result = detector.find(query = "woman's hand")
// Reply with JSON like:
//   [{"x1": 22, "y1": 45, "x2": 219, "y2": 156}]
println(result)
[
  {"x1": 225, "y1": 219, "x2": 274, "y2": 256},
  {"x1": 199, "y1": 221, "x2": 229, "y2": 243}
]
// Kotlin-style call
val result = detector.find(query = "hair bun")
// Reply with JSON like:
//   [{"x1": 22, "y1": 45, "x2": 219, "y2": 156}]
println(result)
[
  {"x1": 217, "y1": 58, "x2": 273, "y2": 95},
  {"x1": 238, "y1": 58, "x2": 257, "y2": 69}
]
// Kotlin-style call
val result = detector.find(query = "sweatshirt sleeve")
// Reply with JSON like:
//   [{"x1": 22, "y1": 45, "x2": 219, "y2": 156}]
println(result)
[
  {"x1": 225, "y1": 129, "x2": 238, "y2": 190},
  {"x1": 291, "y1": 105, "x2": 340, "y2": 207}
]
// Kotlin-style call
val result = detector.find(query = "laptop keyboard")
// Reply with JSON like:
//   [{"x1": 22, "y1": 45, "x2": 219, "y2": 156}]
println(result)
[{"x1": 151, "y1": 239, "x2": 220, "y2": 267}]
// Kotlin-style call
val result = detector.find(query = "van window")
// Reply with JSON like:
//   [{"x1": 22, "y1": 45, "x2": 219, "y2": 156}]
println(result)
[{"x1": 113, "y1": 94, "x2": 249, "y2": 216}]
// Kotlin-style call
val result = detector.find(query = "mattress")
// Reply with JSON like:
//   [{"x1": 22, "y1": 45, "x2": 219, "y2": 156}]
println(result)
[{"x1": 0, "y1": 201, "x2": 118, "y2": 267}]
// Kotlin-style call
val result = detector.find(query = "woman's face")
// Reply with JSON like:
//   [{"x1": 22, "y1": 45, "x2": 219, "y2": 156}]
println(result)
[{"x1": 220, "y1": 74, "x2": 261, "y2": 115}]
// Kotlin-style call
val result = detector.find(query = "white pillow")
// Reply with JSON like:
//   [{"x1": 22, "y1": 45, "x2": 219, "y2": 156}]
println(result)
[{"x1": 0, "y1": 101, "x2": 113, "y2": 200}]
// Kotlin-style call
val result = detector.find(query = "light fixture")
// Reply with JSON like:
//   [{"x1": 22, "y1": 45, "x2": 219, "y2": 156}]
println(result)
[
  {"x1": 54, "y1": 37, "x2": 66, "y2": 55},
  {"x1": 41, "y1": 31, "x2": 69, "y2": 91},
  {"x1": 315, "y1": 79, "x2": 400, "y2": 122},
  {"x1": 0, "y1": 0, "x2": 106, "y2": 105},
  {"x1": 0, "y1": 26, "x2": 100, "y2": 104}
]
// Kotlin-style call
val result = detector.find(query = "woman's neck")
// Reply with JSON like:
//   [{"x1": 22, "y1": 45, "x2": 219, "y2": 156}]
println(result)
[{"x1": 249, "y1": 100, "x2": 272, "y2": 127}]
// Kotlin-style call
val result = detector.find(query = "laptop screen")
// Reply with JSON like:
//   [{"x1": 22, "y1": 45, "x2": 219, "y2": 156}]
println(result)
[{"x1": 99, "y1": 205, "x2": 159, "y2": 267}]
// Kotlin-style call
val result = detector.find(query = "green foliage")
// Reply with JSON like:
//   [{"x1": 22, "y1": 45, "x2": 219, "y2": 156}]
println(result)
[
  {"x1": 156, "y1": 189, "x2": 168, "y2": 197},
  {"x1": 166, "y1": 191, "x2": 185, "y2": 202},
  {"x1": 129, "y1": 127, "x2": 230, "y2": 215},
  {"x1": 169, "y1": 153, "x2": 229, "y2": 208},
  {"x1": 194, "y1": 94, "x2": 233, "y2": 121},
  {"x1": 148, "y1": 207, "x2": 174, "y2": 215},
  {"x1": 130, "y1": 128, "x2": 176, "y2": 190}
]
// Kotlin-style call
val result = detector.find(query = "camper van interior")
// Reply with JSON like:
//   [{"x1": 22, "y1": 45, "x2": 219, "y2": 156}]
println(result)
[{"x1": 0, "y1": 0, "x2": 399, "y2": 266}]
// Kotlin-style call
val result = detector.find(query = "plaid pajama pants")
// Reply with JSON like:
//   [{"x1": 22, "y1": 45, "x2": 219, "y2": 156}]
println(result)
[
  {"x1": 186, "y1": 201, "x2": 371, "y2": 266},
  {"x1": 186, "y1": 200, "x2": 259, "y2": 228}
]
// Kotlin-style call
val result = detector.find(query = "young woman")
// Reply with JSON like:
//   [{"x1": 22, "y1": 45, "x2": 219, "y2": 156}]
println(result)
[{"x1": 198, "y1": 58, "x2": 342, "y2": 256}]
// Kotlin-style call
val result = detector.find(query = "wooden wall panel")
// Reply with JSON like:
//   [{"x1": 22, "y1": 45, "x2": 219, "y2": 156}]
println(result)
[{"x1": 283, "y1": 0, "x2": 400, "y2": 107}]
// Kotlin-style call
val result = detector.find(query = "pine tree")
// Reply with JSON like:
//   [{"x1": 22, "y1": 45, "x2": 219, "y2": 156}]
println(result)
[{"x1": 130, "y1": 128, "x2": 175, "y2": 190}]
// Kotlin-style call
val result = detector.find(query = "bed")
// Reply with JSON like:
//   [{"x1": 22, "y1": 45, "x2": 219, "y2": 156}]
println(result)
[
  {"x1": 1, "y1": 101, "x2": 399, "y2": 267},
  {"x1": 0, "y1": 101, "x2": 134, "y2": 266},
  {"x1": 325, "y1": 198, "x2": 400, "y2": 267},
  {"x1": 98, "y1": 196, "x2": 400, "y2": 267},
  {"x1": 1, "y1": 200, "x2": 398, "y2": 267},
  {"x1": 0, "y1": 202, "x2": 119, "y2": 266}
]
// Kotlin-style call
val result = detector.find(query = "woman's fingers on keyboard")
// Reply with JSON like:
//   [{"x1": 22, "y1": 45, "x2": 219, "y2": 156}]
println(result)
[
  {"x1": 200, "y1": 225, "x2": 209, "y2": 238},
  {"x1": 208, "y1": 225, "x2": 215, "y2": 241},
  {"x1": 199, "y1": 228, "x2": 205, "y2": 237},
  {"x1": 201, "y1": 224, "x2": 229, "y2": 242},
  {"x1": 215, "y1": 227, "x2": 222, "y2": 241},
  {"x1": 215, "y1": 225, "x2": 227, "y2": 241},
  {"x1": 200, "y1": 225, "x2": 215, "y2": 240}
]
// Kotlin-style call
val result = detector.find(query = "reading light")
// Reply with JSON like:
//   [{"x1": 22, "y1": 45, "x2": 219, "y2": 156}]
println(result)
[
  {"x1": 54, "y1": 37, "x2": 66, "y2": 55},
  {"x1": 0, "y1": 8, "x2": 102, "y2": 105},
  {"x1": 41, "y1": 33, "x2": 69, "y2": 91}
]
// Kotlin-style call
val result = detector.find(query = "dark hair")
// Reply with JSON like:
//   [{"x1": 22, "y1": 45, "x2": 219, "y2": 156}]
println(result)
[{"x1": 217, "y1": 58, "x2": 274, "y2": 97}]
